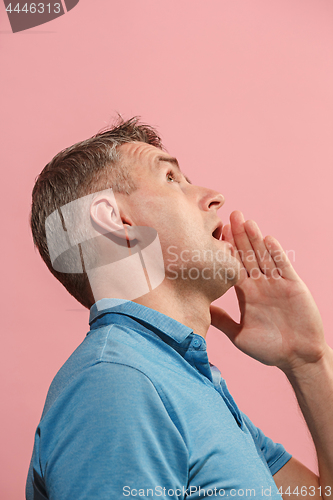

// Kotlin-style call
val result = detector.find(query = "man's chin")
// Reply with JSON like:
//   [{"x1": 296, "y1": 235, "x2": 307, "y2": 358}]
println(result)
[{"x1": 204, "y1": 258, "x2": 242, "y2": 301}]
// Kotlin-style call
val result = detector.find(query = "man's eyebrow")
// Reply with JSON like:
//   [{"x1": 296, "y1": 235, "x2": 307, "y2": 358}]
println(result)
[{"x1": 156, "y1": 155, "x2": 192, "y2": 184}]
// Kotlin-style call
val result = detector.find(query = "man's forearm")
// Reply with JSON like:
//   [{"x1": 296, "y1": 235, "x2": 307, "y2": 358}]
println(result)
[{"x1": 284, "y1": 345, "x2": 333, "y2": 495}]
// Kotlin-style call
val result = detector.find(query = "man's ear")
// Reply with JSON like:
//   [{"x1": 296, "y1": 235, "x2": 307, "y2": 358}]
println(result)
[{"x1": 90, "y1": 192, "x2": 132, "y2": 240}]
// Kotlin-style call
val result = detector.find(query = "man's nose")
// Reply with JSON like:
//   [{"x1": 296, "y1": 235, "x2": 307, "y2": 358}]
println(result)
[{"x1": 201, "y1": 190, "x2": 225, "y2": 212}]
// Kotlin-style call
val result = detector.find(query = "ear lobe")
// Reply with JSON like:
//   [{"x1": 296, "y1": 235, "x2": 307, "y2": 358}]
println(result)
[{"x1": 123, "y1": 225, "x2": 142, "y2": 242}]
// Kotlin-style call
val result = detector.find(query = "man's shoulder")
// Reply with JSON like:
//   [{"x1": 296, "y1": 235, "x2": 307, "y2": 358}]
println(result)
[{"x1": 40, "y1": 321, "x2": 183, "y2": 419}]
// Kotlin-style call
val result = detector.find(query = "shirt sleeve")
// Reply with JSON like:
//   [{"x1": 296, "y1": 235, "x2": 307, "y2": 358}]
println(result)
[
  {"x1": 241, "y1": 411, "x2": 292, "y2": 476},
  {"x1": 37, "y1": 362, "x2": 189, "y2": 499}
]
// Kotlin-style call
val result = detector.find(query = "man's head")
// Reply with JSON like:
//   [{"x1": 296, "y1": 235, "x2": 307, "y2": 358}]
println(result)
[
  {"x1": 31, "y1": 117, "x2": 240, "y2": 310},
  {"x1": 30, "y1": 117, "x2": 164, "y2": 308}
]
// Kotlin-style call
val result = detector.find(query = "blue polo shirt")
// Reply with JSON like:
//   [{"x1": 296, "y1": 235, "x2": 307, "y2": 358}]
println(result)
[{"x1": 26, "y1": 299, "x2": 291, "y2": 500}]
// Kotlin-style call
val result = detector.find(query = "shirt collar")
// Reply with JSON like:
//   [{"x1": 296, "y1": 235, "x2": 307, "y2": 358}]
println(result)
[{"x1": 89, "y1": 298, "x2": 194, "y2": 344}]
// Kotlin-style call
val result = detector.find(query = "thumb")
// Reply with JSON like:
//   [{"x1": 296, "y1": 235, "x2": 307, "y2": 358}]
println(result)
[{"x1": 210, "y1": 304, "x2": 241, "y2": 343}]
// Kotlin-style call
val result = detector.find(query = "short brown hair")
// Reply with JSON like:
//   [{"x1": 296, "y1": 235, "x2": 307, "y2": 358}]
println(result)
[{"x1": 30, "y1": 116, "x2": 164, "y2": 309}]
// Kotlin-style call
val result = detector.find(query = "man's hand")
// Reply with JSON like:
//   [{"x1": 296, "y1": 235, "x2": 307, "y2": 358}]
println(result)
[{"x1": 210, "y1": 210, "x2": 327, "y2": 374}]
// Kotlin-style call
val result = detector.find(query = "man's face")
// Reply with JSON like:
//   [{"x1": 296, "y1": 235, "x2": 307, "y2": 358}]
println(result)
[{"x1": 117, "y1": 142, "x2": 241, "y2": 300}]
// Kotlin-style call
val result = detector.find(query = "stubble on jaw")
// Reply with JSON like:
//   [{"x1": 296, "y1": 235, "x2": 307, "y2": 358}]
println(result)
[{"x1": 163, "y1": 244, "x2": 241, "y2": 301}]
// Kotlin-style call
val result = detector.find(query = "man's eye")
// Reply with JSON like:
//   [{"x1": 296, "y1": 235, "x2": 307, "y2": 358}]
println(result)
[{"x1": 166, "y1": 171, "x2": 176, "y2": 182}]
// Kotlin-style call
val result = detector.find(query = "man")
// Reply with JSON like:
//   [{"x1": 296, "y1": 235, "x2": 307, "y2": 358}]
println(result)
[{"x1": 27, "y1": 117, "x2": 333, "y2": 499}]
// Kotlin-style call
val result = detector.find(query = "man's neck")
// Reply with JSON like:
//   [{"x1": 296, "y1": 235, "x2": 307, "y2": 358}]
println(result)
[{"x1": 133, "y1": 281, "x2": 212, "y2": 338}]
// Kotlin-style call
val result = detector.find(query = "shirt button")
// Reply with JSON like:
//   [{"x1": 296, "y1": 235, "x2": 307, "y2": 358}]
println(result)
[{"x1": 192, "y1": 338, "x2": 202, "y2": 349}]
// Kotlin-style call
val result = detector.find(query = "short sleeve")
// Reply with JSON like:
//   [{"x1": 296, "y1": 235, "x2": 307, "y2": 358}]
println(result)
[
  {"x1": 241, "y1": 412, "x2": 292, "y2": 476},
  {"x1": 36, "y1": 362, "x2": 189, "y2": 499}
]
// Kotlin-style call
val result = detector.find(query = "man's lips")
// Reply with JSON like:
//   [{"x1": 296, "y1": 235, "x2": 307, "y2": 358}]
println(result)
[{"x1": 212, "y1": 220, "x2": 235, "y2": 256}]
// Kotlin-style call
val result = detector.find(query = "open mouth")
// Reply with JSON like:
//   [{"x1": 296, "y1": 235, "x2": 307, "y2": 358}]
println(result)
[{"x1": 212, "y1": 222, "x2": 223, "y2": 240}]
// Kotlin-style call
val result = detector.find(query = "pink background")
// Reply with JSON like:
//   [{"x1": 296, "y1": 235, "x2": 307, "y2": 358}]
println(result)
[{"x1": 1, "y1": 0, "x2": 333, "y2": 497}]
